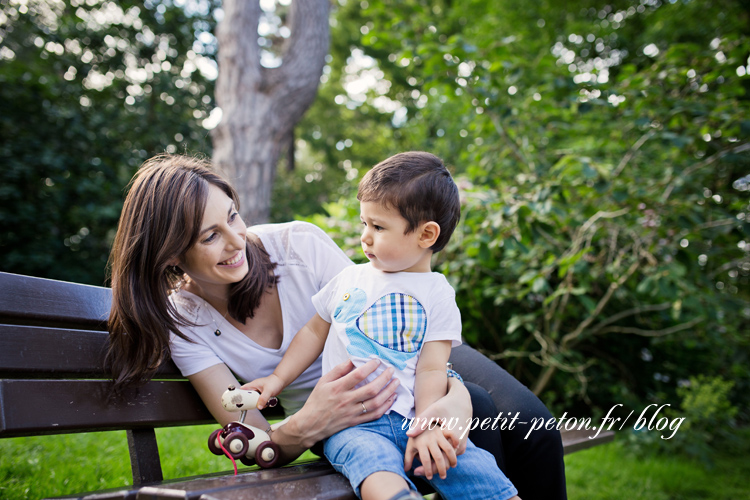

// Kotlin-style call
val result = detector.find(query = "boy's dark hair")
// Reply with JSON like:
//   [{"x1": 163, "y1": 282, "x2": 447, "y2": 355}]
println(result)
[{"x1": 357, "y1": 151, "x2": 460, "y2": 252}]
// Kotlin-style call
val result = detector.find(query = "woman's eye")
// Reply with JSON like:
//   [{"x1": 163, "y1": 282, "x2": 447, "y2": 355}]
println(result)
[
  {"x1": 229, "y1": 211, "x2": 239, "y2": 223},
  {"x1": 374, "y1": 225, "x2": 384, "y2": 231},
  {"x1": 202, "y1": 232, "x2": 218, "y2": 244}
]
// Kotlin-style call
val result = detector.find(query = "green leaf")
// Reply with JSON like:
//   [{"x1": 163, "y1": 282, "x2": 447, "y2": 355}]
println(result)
[
  {"x1": 532, "y1": 277, "x2": 549, "y2": 293},
  {"x1": 578, "y1": 295, "x2": 597, "y2": 313},
  {"x1": 543, "y1": 287, "x2": 588, "y2": 306},
  {"x1": 558, "y1": 248, "x2": 592, "y2": 277}
]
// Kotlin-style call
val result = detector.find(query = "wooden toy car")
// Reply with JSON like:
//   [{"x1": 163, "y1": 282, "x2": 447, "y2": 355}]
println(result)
[{"x1": 207, "y1": 385, "x2": 281, "y2": 468}]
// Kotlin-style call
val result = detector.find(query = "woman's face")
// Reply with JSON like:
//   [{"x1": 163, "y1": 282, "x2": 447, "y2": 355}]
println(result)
[{"x1": 178, "y1": 183, "x2": 248, "y2": 297}]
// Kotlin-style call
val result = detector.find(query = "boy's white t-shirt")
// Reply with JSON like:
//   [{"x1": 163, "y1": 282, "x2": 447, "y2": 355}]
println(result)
[
  {"x1": 312, "y1": 263, "x2": 462, "y2": 419},
  {"x1": 168, "y1": 221, "x2": 353, "y2": 416}
]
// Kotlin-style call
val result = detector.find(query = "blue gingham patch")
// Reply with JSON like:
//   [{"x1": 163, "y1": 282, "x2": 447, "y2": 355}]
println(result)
[{"x1": 356, "y1": 293, "x2": 426, "y2": 353}]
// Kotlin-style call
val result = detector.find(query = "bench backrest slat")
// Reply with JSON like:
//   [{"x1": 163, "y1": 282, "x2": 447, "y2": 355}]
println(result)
[
  {"x1": 0, "y1": 271, "x2": 111, "y2": 329},
  {"x1": 0, "y1": 324, "x2": 182, "y2": 378},
  {"x1": 0, "y1": 378, "x2": 285, "y2": 438},
  {"x1": 0, "y1": 379, "x2": 214, "y2": 437}
]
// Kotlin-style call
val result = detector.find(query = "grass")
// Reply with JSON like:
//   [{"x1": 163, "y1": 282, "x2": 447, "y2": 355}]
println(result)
[
  {"x1": 1, "y1": 427, "x2": 748, "y2": 499},
  {"x1": 564, "y1": 437, "x2": 750, "y2": 500},
  {"x1": 0, "y1": 424, "x2": 320, "y2": 500}
]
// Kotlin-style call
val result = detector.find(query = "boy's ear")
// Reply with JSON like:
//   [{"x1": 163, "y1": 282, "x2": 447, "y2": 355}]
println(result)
[{"x1": 418, "y1": 221, "x2": 441, "y2": 249}]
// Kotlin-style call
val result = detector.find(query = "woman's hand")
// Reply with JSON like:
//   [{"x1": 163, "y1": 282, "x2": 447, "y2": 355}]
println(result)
[
  {"x1": 281, "y1": 358, "x2": 400, "y2": 448},
  {"x1": 405, "y1": 377, "x2": 471, "y2": 476}
]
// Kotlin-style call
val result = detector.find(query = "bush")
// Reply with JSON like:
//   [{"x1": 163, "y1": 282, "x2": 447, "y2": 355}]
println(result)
[{"x1": 626, "y1": 375, "x2": 738, "y2": 465}]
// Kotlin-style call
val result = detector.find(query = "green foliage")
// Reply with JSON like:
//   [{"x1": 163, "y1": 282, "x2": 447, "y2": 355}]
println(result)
[
  {"x1": 0, "y1": 0, "x2": 218, "y2": 285},
  {"x1": 679, "y1": 375, "x2": 738, "y2": 424},
  {"x1": 627, "y1": 375, "x2": 739, "y2": 465},
  {"x1": 673, "y1": 375, "x2": 738, "y2": 459},
  {"x1": 302, "y1": 0, "x2": 750, "y2": 417}
]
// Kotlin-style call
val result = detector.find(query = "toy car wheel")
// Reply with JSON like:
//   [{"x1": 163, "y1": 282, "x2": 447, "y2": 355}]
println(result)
[
  {"x1": 224, "y1": 432, "x2": 249, "y2": 459},
  {"x1": 239, "y1": 455, "x2": 255, "y2": 467},
  {"x1": 255, "y1": 441, "x2": 280, "y2": 468},
  {"x1": 207, "y1": 429, "x2": 224, "y2": 456}
]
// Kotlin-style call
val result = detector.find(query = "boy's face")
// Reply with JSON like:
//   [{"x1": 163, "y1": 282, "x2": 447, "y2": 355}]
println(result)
[{"x1": 359, "y1": 201, "x2": 432, "y2": 273}]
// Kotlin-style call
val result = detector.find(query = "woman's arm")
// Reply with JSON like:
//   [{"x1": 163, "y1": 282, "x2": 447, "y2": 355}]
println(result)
[
  {"x1": 189, "y1": 363, "x2": 311, "y2": 464},
  {"x1": 189, "y1": 358, "x2": 401, "y2": 465},
  {"x1": 188, "y1": 363, "x2": 253, "y2": 427}
]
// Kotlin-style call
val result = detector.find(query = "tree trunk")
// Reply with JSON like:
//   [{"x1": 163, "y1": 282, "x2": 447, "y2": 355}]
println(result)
[{"x1": 212, "y1": 0, "x2": 329, "y2": 224}]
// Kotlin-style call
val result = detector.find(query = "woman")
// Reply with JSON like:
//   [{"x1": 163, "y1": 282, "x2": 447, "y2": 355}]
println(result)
[{"x1": 106, "y1": 154, "x2": 566, "y2": 499}]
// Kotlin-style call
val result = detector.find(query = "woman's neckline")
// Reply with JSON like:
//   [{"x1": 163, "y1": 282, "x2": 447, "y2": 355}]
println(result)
[{"x1": 177, "y1": 287, "x2": 286, "y2": 352}]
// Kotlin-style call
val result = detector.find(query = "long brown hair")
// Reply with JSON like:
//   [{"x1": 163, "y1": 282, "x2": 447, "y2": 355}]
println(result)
[{"x1": 106, "y1": 154, "x2": 277, "y2": 393}]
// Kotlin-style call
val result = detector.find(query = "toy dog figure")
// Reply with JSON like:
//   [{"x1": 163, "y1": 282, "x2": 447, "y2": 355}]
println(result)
[{"x1": 207, "y1": 385, "x2": 281, "y2": 468}]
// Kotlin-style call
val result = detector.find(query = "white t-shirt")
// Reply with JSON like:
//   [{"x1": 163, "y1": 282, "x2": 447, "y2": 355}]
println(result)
[
  {"x1": 312, "y1": 263, "x2": 462, "y2": 418},
  {"x1": 169, "y1": 221, "x2": 353, "y2": 415}
]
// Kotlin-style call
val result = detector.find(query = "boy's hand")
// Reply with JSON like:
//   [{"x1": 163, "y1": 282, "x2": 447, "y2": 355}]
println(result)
[
  {"x1": 242, "y1": 374, "x2": 284, "y2": 409},
  {"x1": 404, "y1": 426, "x2": 458, "y2": 480},
  {"x1": 410, "y1": 426, "x2": 461, "y2": 478},
  {"x1": 406, "y1": 384, "x2": 470, "y2": 458}
]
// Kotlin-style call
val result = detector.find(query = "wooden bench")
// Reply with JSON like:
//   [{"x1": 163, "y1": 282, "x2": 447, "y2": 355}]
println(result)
[{"x1": 0, "y1": 271, "x2": 613, "y2": 500}]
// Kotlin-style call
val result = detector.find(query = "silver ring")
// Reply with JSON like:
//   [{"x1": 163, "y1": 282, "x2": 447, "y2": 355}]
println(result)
[{"x1": 360, "y1": 401, "x2": 367, "y2": 414}]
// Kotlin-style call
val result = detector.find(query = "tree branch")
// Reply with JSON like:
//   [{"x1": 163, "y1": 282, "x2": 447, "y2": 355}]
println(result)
[
  {"x1": 530, "y1": 355, "x2": 595, "y2": 395},
  {"x1": 612, "y1": 129, "x2": 656, "y2": 177},
  {"x1": 662, "y1": 142, "x2": 750, "y2": 200},
  {"x1": 548, "y1": 271, "x2": 573, "y2": 338},
  {"x1": 488, "y1": 113, "x2": 535, "y2": 171},
  {"x1": 561, "y1": 259, "x2": 641, "y2": 349},
  {"x1": 483, "y1": 349, "x2": 542, "y2": 360},
  {"x1": 265, "y1": 0, "x2": 330, "y2": 122},
  {"x1": 215, "y1": 0, "x2": 262, "y2": 109},
  {"x1": 576, "y1": 208, "x2": 630, "y2": 245},
  {"x1": 709, "y1": 257, "x2": 750, "y2": 279},
  {"x1": 596, "y1": 316, "x2": 704, "y2": 337},
  {"x1": 588, "y1": 302, "x2": 672, "y2": 336}
]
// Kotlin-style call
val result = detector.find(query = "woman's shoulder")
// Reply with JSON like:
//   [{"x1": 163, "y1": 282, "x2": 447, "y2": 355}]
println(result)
[
  {"x1": 249, "y1": 221, "x2": 341, "y2": 262},
  {"x1": 249, "y1": 220, "x2": 328, "y2": 240},
  {"x1": 169, "y1": 288, "x2": 204, "y2": 323}
]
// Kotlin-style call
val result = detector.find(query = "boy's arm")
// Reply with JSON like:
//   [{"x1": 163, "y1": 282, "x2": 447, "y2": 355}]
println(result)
[
  {"x1": 404, "y1": 340, "x2": 457, "y2": 480},
  {"x1": 413, "y1": 340, "x2": 452, "y2": 415},
  {"x1": 245, "y1": 313, "x2": 331, "y2": 408}
]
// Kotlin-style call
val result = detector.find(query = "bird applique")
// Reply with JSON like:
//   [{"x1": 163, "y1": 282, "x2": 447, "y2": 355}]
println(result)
[{"x1": 332, "y1": 287, "x2": 427, "y2": 370}]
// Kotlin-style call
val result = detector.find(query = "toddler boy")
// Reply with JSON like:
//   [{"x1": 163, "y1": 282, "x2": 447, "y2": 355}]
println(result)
[{"x1": 249, "y1": 152, "x2": 519, "y2": 500}]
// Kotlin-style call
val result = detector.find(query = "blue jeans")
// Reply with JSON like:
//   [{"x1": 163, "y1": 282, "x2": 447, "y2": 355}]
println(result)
[{"x1": 324, "y1": 412, "x2": 518, "y2": 500}]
